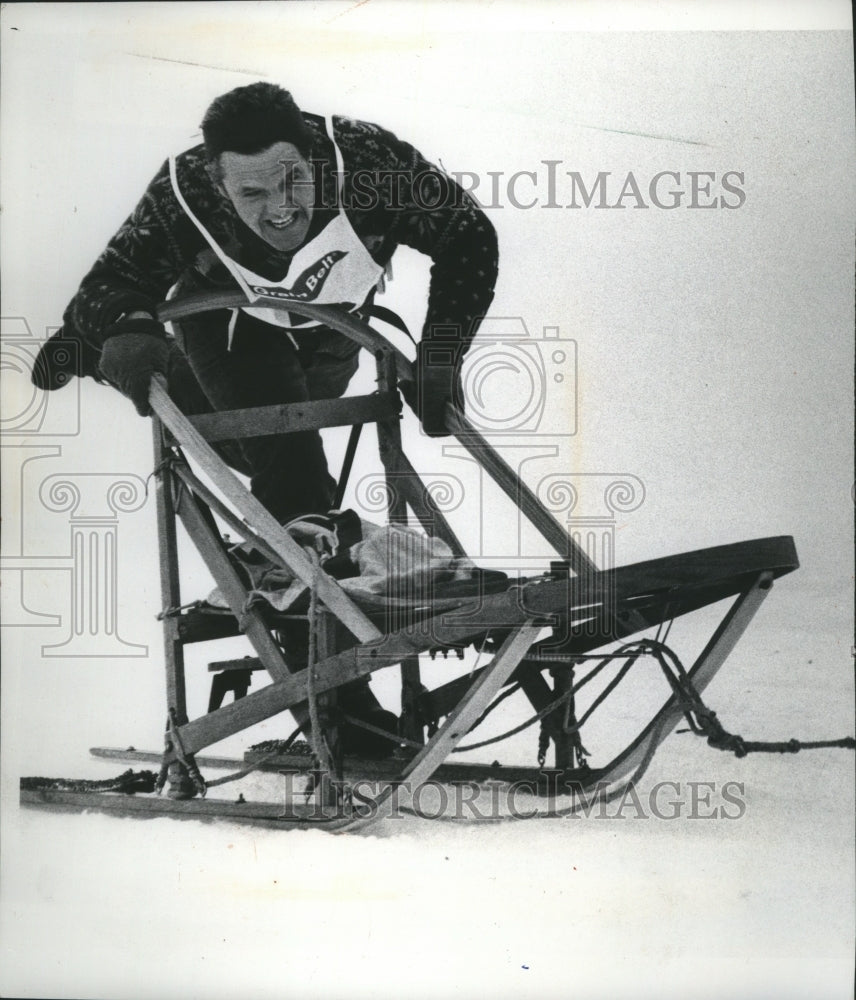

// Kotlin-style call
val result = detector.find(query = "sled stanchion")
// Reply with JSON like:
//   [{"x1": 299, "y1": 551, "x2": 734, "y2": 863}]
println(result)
[
  {"x1": 172, "y1": 489, "x2": 297, "y2": 689},
  {"x1": 686, "y1": 572, "x2": 776, "y2": 690},
  {"x1": 169, "y1": 460, "x2": 285, "y2": 569},
  {"x1": 375, "y1": 348, "x2": 427, "y2": 744},
  {"x1": 379, "y1": 447, "x2": 468, "y2": 557},
  {"x1": 152, "y1": 417, "x2": 188, "y2": 724},
  {"x1": 398, "y1": 622, "x2": 542, "y2": 788}
]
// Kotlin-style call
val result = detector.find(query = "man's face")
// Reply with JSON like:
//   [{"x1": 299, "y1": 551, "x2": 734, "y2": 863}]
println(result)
[{"x1": 217, "y1": 141, "x2": 314, "y2": 252}]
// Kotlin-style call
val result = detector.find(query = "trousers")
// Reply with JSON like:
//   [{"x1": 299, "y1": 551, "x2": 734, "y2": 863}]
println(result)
[{"x1": 168, "y1": 277, "x2": 361, "y2": 524}]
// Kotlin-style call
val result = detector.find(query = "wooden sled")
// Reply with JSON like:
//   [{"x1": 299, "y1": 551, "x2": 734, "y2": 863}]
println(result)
[{"x1": 20, "y1": 295, "x2": 801, "y2": 831}]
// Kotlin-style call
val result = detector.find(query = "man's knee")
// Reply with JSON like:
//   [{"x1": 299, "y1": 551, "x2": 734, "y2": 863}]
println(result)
[
  {"x1": 164, "y1": 340, "x2": 208, "y2": 414},
  {"x1": 301, "y1": 330, "x2": 361, "y2": 400}
]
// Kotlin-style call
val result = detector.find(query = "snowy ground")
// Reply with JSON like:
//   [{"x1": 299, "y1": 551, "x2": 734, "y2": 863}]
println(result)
[
  {"x1": 2, "y1": 542, "x2": 853, "y2": 1000},
  {"x1": 2, "y1": 5, "x2": 854, "y2": 999}
]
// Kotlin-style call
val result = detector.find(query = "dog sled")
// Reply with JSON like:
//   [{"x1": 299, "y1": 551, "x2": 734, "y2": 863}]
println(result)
[{"x1": 22, "y1": 294, "x2": 851, "y2": 832}]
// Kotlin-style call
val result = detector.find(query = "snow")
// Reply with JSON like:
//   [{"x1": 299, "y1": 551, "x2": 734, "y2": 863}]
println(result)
[
  {"x1": 3, "y1": 698, "x2": 854, "y2": 1000},
  {"x1": 2, "y1": 5, "x2": 854, "y2": 999}
]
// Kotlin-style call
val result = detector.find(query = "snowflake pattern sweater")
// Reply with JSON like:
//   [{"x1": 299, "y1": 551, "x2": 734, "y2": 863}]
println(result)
[{"x1": 62, "y1": 113, "x2": 499, "y2": 353}]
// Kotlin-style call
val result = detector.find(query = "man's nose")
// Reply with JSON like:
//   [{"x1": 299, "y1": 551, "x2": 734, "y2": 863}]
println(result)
[{"x1": 271, "y1": 183, "x2": 297, "y2": 213}]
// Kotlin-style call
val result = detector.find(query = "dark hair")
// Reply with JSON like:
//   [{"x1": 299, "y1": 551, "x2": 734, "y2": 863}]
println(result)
[{"x1": 201, "y1": 83, "x2": 314, "y2": 162}]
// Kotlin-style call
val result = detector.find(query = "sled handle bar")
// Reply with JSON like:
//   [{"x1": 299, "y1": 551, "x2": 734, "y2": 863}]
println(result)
[{"x1": 158, "y1": 293, "x2": 416, "y2": 382}]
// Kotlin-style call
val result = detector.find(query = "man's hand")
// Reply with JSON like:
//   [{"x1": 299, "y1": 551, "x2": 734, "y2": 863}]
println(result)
[
  {"x1": 401, "y1": 342, "x2": 463, "y2": 438},
  {"x1": 98, "y1": 315, "x2": 169, "y2": 416}
]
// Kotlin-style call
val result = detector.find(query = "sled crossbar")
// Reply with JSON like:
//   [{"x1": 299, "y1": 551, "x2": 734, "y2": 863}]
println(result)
[{"x1": 186, "y1": 392, "x2": 400, "y2": 443}]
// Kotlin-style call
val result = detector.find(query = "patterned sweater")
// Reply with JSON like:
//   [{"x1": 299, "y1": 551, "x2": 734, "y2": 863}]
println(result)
[{"x1": 63, "y1": 113, "x2": 499, "y2": 352}]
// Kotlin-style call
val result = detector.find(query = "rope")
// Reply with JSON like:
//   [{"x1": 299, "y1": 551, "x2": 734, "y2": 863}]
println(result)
[
  {"x1": 647, "y1": 639, "x2": 856, "y2": 759},
  {"x1": 454, "y1": 689, "x2": 571, "y2": 752},
  {"x1": 204, "y1": 750, "x2": 286, "y2": 789},
  {"x1": 183, "y1": 726, "x2": 310, "y2": 790},
  {"x1": 157, "y1": 599, "x2": 206, "y2": 621},
  {"x1": 143, "y1": 453, "x2": 176, "y2": 500},
  {"x1": 336, "y1": 684, "x2": 543, "y2": 754},
  {"x1": 361, "y1": 634, "x2": 856, "y2": 825},
  {"x1": 339, "y1": 712, "x2": 422, "y2": 749},
  {"x1": 712, "y1": 735, "x2": 856, "y2": 755},
  {"x1": 340, "y1": 645, "x2": 650, "y2": 754},
  {"x1": 469, "y1": 630, "x2": 493, "y2": 678},
  {"x1": 305, "y1": 551, "x2": 335, "y2": 788},
  {"x1": 21, "y1": 770, "x2": 157, "y2": 794},
  {"x1": 654, "y1": 594, "x2": 676, "y2": 646},
  {"x1": 156, "y1": 709, "x2": 207, "y2": 798},
  {"x1": 452, "y1": 648, "x2": 631, "y2": 751},
  {"x1": 465, "y1": 681, "x2": 521, "y2": 731}
]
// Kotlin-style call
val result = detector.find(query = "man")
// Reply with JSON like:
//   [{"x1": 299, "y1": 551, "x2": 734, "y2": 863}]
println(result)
[
  {"x1": 40, "y1": 81, "x2": 499, "y2": 523},
  {"x1": 34, "y1": 82, "x2": 498, "y2": 762}
]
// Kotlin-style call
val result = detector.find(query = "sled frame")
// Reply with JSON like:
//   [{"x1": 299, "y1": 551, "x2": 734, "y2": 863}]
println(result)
[
  {"x1": 147, "y1": 296, "x2": 612, "y2": 786},
  {"x1": 21, "y1": 295, "x2": 800, "y2": 829}
]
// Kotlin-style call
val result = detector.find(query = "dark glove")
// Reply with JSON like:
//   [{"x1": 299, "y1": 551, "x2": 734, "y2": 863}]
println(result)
[
  {"x1": 401, "y1": 341, "x2": 463, "y2": 437},
  {"x1": 97, "y1": 318, "x2": 169, "y2": 416}
]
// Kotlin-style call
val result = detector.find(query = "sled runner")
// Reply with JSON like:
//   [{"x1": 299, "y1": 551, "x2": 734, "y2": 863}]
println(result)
[{"x1": 25, "y1": 293, "x2": 850, "y2": 833}]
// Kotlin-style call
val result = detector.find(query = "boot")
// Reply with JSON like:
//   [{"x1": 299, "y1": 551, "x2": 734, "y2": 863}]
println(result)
[
  {"x1": 337, "y1": 680, "x2": 400, "y2": 760},
  {"x1": 166, "y1": 761, "x2": 198, "y2": 800},
  {"x1": 277, "y1": 623, "x2": 400, "y2": 760}
]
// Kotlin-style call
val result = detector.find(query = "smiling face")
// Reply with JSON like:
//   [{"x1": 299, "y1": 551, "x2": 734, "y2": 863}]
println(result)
[{"x1": 216, "y1": 141, "x2": 315, "y2": 251}]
